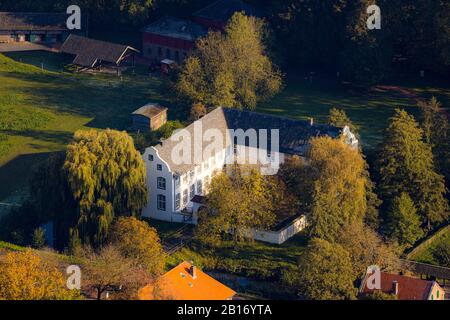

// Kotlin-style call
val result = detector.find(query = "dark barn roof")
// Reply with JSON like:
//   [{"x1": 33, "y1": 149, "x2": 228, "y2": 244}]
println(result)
[
  {"x1": 193, "y1": 0, "x2": 264, "y2": 23},
  {"x1": 142, "y1": 16, "x2": 207, "y2": 41},
  {"x1": 61, "y1": 35, "x2": 139, "y2": 67},
  {"x1": 0, "y1": 12, "x2": 68, "y2": 31},
  {"x1": 154, "y1": 107, "x2": 343, "y2": 174}
]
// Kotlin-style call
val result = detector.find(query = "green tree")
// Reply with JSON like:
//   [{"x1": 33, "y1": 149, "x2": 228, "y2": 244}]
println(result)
[
  {"x1": 196, "y1": 165, "x2": 276, "y2": 246},
  {"x1": 307, "y1": 137, "x2": 369, "y2": 242},
  {"x1": 64, "y1": 129, "x2": 148, "y2": 246},
  {"x1": 377, "y1": 109, "x2": 449, "y2": 230},
  {"x1": 176, "y1": 12, "x2": 282, "y2": 109},
  {"x1": 433, "y1": 241, "x2": 450, "y2": 268},
  {"x1": 32, "y1": 227, "x2": 46, "y2": 249},
  {"x1": 109, "y1": 217, "x2": 166, "y2": 276},
  {"x1": 418, "y1": 97, "x2": 449, "y2": 181},
  {"x1": 385, "y1": 193, "x2": 423, "y2": 248},
  {"x1": 327, "y1": 107, "x2": 359, "y2": 134},
  {"x1": 297, "y1": 238, "x2": 356, "y2": 300}
]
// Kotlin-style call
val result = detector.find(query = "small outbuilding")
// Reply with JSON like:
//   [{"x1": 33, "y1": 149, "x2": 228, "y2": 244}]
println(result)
[
  {"x1": 61, "y1": 34, "x2": 139, "y2": 72},
  {"x1": 131, "y1": 103, "x2": 168, "y2": 132}
]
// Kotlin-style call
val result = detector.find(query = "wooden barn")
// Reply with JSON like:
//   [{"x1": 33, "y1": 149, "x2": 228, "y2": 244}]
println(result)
[
  {"x1": 131, "y1": 103, "x2": 168, "y2": 132},
  {"x1": 60, "y1": 35, "x2": 139, "y2": 73}
]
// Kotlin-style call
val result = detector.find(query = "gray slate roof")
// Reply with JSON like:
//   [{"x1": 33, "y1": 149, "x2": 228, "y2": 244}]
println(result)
[
  {"x1": 132, "y1": 103, "x2": 168, "y2": 119},
  {"x1": 142, "y1": 16, "x2": 207, "y2": 41},
  {"x1": 0, "y1": 12, "x2": 68, "y2": 31},
  {"x1": 61, "y1": 35, "x2": 139, "y2": 67},
  {"x1": 154, "y1": 107, "x2": 343, "y2": 174},
  {"x1": 193, "y1": 0, "x2": 264, "y2": 22}
]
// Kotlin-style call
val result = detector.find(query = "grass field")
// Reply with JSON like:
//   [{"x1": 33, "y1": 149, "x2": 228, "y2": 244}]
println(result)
[
  {"x1": 408, "y1": 226, "x2": 450, "y2": 266},
  {"x1": 1, "y1": 51, "x2": 449, "y2": 210},
  {"x1": 258, "y1": 76, "x2": 450, "y2": 148},
  {"x1": 0, "y1": 52, "x2": 169, "y2": 204}
]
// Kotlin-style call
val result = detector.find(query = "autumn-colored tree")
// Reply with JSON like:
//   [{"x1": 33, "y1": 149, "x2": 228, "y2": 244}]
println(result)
[
  {"x1": 77, "y1": 245, "x2": 151, "y2": 300},
  {"x1": 189, "y1": 102, "x2": 207, "y2": 121},
  {"x1": 297, "y1": 238, "x2": 356, "y2": 300},
  {"x1": 307, "y1": 137, "x2": 369, "y2": 242},
  {"x1": 385, "y1": 193, "x2": 423, "y2": 249},
  {"x1": 109, "y1": 217, "x2": 166, "y2": 276},
  {"x1": 337, "y1": 222, "x2": 400, "y2": 279},
  {"x1": 176, "y1": 12, "x2": 282, "y2": 109},
  {"x1": 196, "y1": 165, "x2": 276, "y2": 246},
  {"x1": 327, "y1": 107, "x2": 359, "y2": 134},
  {"x1": 64, "y1": 129, "x2": 148, "y2": 246},
  {"x1": 377, "y1": 109, "x2": 449, "y2": 230},
  {"x1": 0, "y1": 250, "x2": 82, "y2": 300}
]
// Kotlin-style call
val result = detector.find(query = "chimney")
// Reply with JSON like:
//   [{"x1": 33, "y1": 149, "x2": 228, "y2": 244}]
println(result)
[
  {"x1": 190, "y1": 262, "x2": 197, "y2": 280},
  {"x1": 392, "y1": 281, "x2": 399, "y2": 295},
  {"x1": 309, "y1": 117, "x2": 314, "y2": 126}
]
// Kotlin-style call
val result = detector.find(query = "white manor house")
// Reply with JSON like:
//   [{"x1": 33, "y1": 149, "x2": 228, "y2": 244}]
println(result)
[{"x1": 141, "y1": 107, "x2": 358, "y2": 225}]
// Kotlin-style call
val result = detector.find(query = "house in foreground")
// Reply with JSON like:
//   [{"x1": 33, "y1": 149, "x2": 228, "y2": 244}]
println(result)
[
  {"x1": 60, "y1": 35, "x2": 139, "y2": 72},
  {"x1": 0, "y1": 12, "x2": 84, "y2": 44},
  {"x1": 359, "y1": 272, "x2": 445, "y2": 300},
  {"x1": 139, "y1": 261, "x2": 236, "y2": 300},
  {"x1": 141, "y1": 107, "x2": 358, "y2": 227}
]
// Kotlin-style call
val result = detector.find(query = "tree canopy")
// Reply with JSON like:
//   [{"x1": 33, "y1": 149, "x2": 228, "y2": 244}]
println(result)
[
  {"x1": 196, "y1": 165, "x2": 276, "y2": 246},
  {"x1": 377, "y1": 109, "x2": 448, "y2": 230},
  {"x1": 64, "y1": 129, "x2": 148, "y2": 246},
  {"x1": 0, "y1": 250, "x2": 81, "y2": 300},
  {"x1": 175, "y1": 12, "x2": 282, "y2": 109},
  {"x1": 297, "y1": 238, "x2": 356, "y2": 300},
  {"x1": 307, "y1": 136, "x2": 369, "y2": 242},
  {"x1": 109, "y1": 216, "x2": 166, "y2": 276}
]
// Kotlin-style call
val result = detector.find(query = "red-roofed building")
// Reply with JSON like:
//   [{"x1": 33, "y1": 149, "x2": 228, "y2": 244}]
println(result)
[
  {"x1": 360, "y1": 272, "x2": 445, "y2": 300},
  {"x1": 139, "y1": 261, "x2": 236, "y2": 300}
]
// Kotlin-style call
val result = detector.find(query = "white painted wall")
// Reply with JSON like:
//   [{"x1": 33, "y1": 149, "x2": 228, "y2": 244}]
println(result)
[{"x1": 252, "y1": 215, "x2": 307, "y2": 245}]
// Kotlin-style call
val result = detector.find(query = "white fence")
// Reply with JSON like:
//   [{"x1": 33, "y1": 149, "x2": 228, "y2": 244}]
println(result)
[{"x1": 253, "y1": 215, "x2": 307, "y2": 245}]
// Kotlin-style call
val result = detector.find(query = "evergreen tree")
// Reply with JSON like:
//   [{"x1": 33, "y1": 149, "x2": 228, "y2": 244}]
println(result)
[
  {"x1": 418, "y1": 97, "x2": 449, "y2": 182},
  {"x1": 377, "y1": 109, "x2": 448, "y2": 230},
  {"x1": 385, "y1": 193, "x2": 423, "y2": 248},
  {"x1": 327, "y1": 107, "x2": 359, "y2": 134},
  {"x1": 64, "y1": 129, "x2": 148, "y2": 246},
  {"x1": 32, "y1": 227, "x2": 46, "y2": 249}
]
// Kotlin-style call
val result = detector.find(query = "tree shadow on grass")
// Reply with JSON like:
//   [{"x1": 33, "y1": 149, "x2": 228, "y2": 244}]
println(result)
[{"x1": 0, "y1": 152, "x2": 54, "y2": 200}]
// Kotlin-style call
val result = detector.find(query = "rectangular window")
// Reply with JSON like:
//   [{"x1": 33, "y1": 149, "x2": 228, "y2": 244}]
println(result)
[
  {"x1": 175, "y1": 193, "x2": 180, "y2": 210},
  {"x1": 189, "y1": 171, "x2": 195, "y2": 179},
  {"x1": 157, "y1": 177, "x2": 166, "y2": 190},
  {"x1": 148, "y1": 154, "x2": 154, "y2": 161},
  {"x1": 157, "y1": 194, "x2": 166, "y2": 211},
  {"x1": 197, "y1": 180, "x2": 203, "y2": 195},
  {"x1": 183, "y1": 189, "x2": 188, "y2": 205},
  {"x1": 190, "y1": 184, "x2": 195, "y2": 199},
  {"x1": 157, "y1": 164, "x2": 162, "y2": 171}
]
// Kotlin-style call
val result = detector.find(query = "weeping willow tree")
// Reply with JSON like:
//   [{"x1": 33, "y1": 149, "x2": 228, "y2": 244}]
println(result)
[{"x1": 64, "y1": 129, "x2": 147, "y2": 246}]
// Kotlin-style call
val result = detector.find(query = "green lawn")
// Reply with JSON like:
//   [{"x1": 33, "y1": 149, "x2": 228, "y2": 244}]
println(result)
[
  {"x1": 408, "y1": 226, "x2": 450, "y2": 266},
  {"x1": 258, "y1": 76, "x2": 450, "y2": 148},
  {"x1": 0, "y1": 52, "x2": 169, "y2": 203}
]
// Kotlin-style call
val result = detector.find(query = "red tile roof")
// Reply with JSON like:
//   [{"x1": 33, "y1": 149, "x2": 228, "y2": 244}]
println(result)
[{"x1": 361, "y1": 272, "x2": 440, "y2": 300}]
